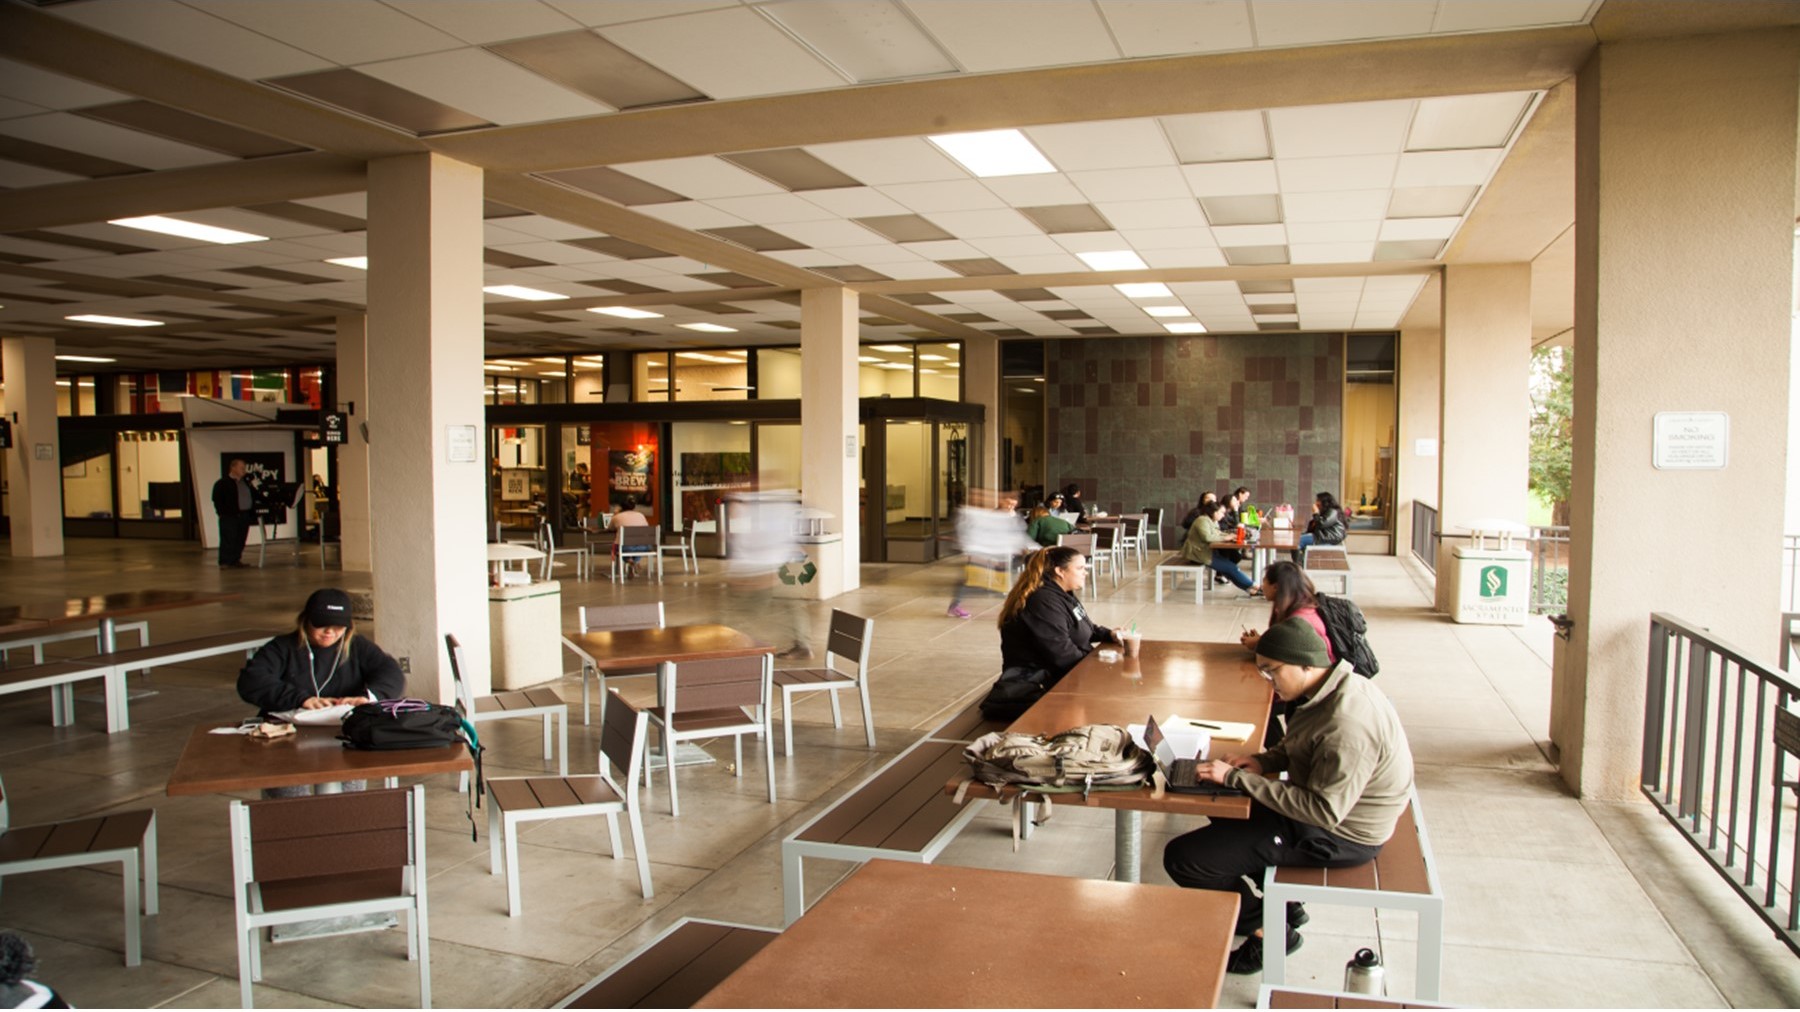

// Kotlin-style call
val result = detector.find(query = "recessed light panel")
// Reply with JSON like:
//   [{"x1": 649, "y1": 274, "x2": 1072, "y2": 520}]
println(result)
[
  {"x1": 482, "y1": 285, "x2": 565, "y2": 301},
  {"x1": 56, "y1": 354, "x2": 117, "y2": 362},
  {"x1": 679, "y1": 323, "x2": 737, "y2": 333},
  {"x1": 1077, "y1": 250, "x2": 1148, "y2": 271},
  {"x1": 66, "y1": 314, "x2": 163, "y2": 327},
  {"x1": 926, "y1": 129, "x2": 1056, "y2": 177},
  {"x1": 108, "y1": 215, "x2": 266, "y2": 244},
  {"x1": 1163, "y1": 322, "x2": 1208, "y2": 334},
  {"x1": 326, "y1": 256, "x2": 368, "y2": 269},
  {"x1": 589, "y1": 307, "x2": 663, "y2": 319},
  {"x1": 1114, "y1": 282, "x2": 1174, "y2": 299}
]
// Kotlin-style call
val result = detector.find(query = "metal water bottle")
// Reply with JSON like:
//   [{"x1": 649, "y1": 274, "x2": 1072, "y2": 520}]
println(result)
[{"x1": 1344, "y1": 948, "x2": 1385, "y2": 995}]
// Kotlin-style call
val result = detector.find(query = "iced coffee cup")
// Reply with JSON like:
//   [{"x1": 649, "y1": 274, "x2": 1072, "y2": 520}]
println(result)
[{"x1": 1121, "y1": 631, "x2": 1142, "y2": 657}]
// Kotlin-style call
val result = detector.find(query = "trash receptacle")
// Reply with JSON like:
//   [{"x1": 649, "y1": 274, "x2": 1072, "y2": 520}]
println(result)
[
  {"x1": 488, "y1": 579, "x2": 561, "y2": 690},
  {"x1": 1445, "y1": 526, "x2": 1530, "y2": 625},
  {"x1": 773, "y1": 506, "x2": 842, "y2": 601}
]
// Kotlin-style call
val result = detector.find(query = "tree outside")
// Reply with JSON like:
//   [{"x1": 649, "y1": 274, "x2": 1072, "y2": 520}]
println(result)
[{"x1": 1529, "y1": 345, "x2": 1573, "y2": 609}]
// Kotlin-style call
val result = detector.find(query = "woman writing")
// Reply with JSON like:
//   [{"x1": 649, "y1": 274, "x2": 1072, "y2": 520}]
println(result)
[{"x1": 238, "y1": 588, "x2": 405, "y2": 714}]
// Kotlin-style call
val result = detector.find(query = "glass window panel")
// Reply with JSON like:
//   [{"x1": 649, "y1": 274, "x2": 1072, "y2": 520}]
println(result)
[
  {"x1": 861, "y1": 344, "x2": 914, "y2": 397},
  {"x1": 636, "y1": 353, "x2": 670, "y2": 402},
  {"x1": 756, "y1": 423, "x2": 801, "y2": 491},
  {"x1": 571, "y1": 357, "x2": 605, "y2": 404},
  {"x1": 491, "y1": 424, "x2": 546, "y2": 533},
  {"x1": 884, "y1": 420, "x2": 930, "y2": 543},
  {"x1": 755, "y1": 347, "x2": 802, "y2": 399},
  {"x1": 62, "y1": 428, "x2": 112, "y2": 518},
  {"x1": 117, "y1": 430, "x2": 183, "y2": 520},
  {"x1": 1344, "y1": 333, "x2": 1397, "y2": 533},
  {"x1": 673, "y1": 349, "x2": 749, "y2": 401},
  {"x1": 672, "y1": 421, "x2": 751, "y2": 536},
  {"x1": 918, "y1": 342, "x2": 960, "y2": 399},
  {"x1": 1003, "y1": 380, "x2": 1045, "y2": 496},
  {"x1": 560, "y1": 423, "x2": 598, "y2": 528}
]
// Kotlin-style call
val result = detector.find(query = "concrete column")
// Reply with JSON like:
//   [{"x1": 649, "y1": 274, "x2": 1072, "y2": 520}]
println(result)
[
  {"x1": 961, "y1": 333, "x2": 1001, "y2": 491},
  {"x1": 1394, "y1": 278, "x2": 1442, "y2": 563},
  {"x1": 334, "y1": 313, "x2": 372, "y2": 572},
  {"x1": 2, "y1": 337, "x2": 63, "y2": 557},
  {"x1": 1434, "y1": 263, "x2": 1531, "y2": 611},
  {"x1": 800, "y1": 287, "x2": 860, "y2": 595},
  {"x1": 1562, "y1": 30, "x2": 1799, "y2": 800},
  {"x1": 365, "y1": 153, "x2": 490, "y2": 701}
]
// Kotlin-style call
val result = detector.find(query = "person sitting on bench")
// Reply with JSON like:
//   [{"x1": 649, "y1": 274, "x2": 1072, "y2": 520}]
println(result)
[
  {"x1": 1179, "y1": 499, "x2": 1256, "y2": 595},
  {"x1": 1162, "y1": 618, "x2": 1414, "y2": 976}
]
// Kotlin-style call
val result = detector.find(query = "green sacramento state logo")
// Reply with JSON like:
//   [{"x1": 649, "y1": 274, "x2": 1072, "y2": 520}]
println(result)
[{"x1": 1479, "y1": 565, "x2": 1507, "y2": 598}]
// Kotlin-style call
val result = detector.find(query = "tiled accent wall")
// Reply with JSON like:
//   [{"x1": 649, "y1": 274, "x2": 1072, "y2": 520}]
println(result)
[{"x1": 1045, "y1": 334, "x2": 1343, "y2": 520}]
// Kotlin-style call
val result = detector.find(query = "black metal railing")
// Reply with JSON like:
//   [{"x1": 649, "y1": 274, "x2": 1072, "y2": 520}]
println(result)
[
  {"x1": 1410, "y1": 500, "x2": 1437, "y2": 573},
  {"x1": 1643, "y1": 614, "x2": 1800, "y2": 956},
  {"x1": 1528, "y1": 525, "x2": 1569, "y2": 614}
]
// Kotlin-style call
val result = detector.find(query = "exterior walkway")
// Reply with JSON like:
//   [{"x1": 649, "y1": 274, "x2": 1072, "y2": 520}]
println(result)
[{"x1": 1, "y1": 538, "x2": 1796, "y2": 1007}]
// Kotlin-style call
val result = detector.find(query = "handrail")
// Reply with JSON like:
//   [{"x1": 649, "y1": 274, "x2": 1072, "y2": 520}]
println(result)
[{"x1": 1642, "y1": 614, "x2": 1800, "y2": 956}]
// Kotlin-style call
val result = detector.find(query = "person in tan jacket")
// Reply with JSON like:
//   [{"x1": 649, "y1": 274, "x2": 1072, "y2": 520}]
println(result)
[{"x1": 1162, "y1": 617, "x2": 1414, "y2": 976}]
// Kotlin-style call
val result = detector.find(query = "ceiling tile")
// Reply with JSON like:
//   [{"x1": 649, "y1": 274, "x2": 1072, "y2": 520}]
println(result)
[
  {"x1": 0, "y1": 58, "x2": 130, "y2": 109},
  {"x1": 188, "y1": 0, "x2": 467, "y2": 65},
  {"x1": 294, "y1": 194, "x2": 369, "y2": 217},
  {"x1": 566, "y1": 236, "x2": 671, "y2": 260},
  {"x1": 699, "y1": 225, "x2": 807, "y2": 252},
  {"x1": 1098, "y1": 0, "x2": 1255, "y2": 57},
  {"x1": 1026, "y1": 120, "x2": 1176, "y2": 172},
  {"x1": 1392, "y1": 148, "x2": 1504, "y2": 187},
  {"x1": 486, "y1": 29, "x2": 705, "y2": 109},
  {"x1": 1181, "y1": 159, "x2": 1278, "y2": 197},
  {"x1": 1377, "y1": 216, "x2": 1459, "y2": 241},
  {"x1": 1267, "y1": 100, "x2": 1415, "y2": 159},
  {"x1": 968, "y1": 235, "x2": 1068, "y2": 258},
  {"x1": 1212, "y1": 223, "x2": 1287, "y2": 246},
  {"x1": 994, "y1": 252, "x2": 1088, "y2": 274},
  {"x1": 1250, "y1": 0, "x2": 1436, "y2": 48},
  {"x1": 1068, "y1": 166, "x2": 1191, "y2": 203},
  {"x1": 0, "y1": 112, "x2": 228, "y2": 171},
  {"x1": 0, "y1": 157, "x2": 83, "y2": 188},
  {"x1": 899, "y1": 239, "x2": 982, "y2": 259},
  {"x1": 1119, "y1": 227, "x2": 1218, "y2": 251},
  {"x1": 1431, "y1": 0, "x2": 1597, "y2": 33},
  {"x1": 1388, "y1": 185, "x2": 1477, "y2": 218},
  {"x1": 758, "y1": 0, "x2": 958, "y2": 82},
  {"x1": 356, "y1": 47, "x2": 614, "y2": 125},
  {"x1": 806, "y1": 137, "x2": 965, "y2": 185},
  {"x1": 543, "y1": 1, "x2": 742, "y2": 28},
  {"x1": 979, "y1": 174, "x2": 1090, "y2": 208},
  {"x1": 1049, "y1": 231, "x2": 1127, "y2": 254},
  {"x1": 545, "y1": 166, "x2": 686, "y2": 205},
  {"x1": 810, "y1": 264, "x2": 892, "y2": 283},
  {"x1": 383, "y1": 0, "x2": 587, "y2": 44},
  {"x1": 1200, "y1": 194, "x2": 1282, "y2": 226},
  {"x1": 1095, "y1": 199, "x2": 1207, "y2": 230},
  {"x1": 938, "y1": 256, "x2": 1017, "y2": 277},
  {"x1": 50, "y1": 0, "x2": 335, "y2": 79},
  {"x1": 78, "y1": 102, "x2": 304, "y2": 158},
  {"x1": 1236, "y1": 279, "x2": 1292, "y2": 294},
  {"x1": 1222, "y1": 244, "x2": 1289, "y2": 266},
  {"x1": 1372, "y1": 238, "x2": 1443, "y2": 260},
  {"x1": 1162, "y1": 110, "x2": 1269, "y2": 164},
  {"x1": 1286, "y1": 220, "x2": 1379, "y2": 243},
  {"x1": 923, "y1": 208, "x2": 1042, "y2": 239},
  {"x1": 761, "y1": 247, "x2": 845, "y2": 267},
  {"x1": 1294, "y1": 277, "x2": 1365, "y2": 293},
  {"x1": 876, "y1": 180, "x2": 1007, "y2": 213},
  {"x1": 821, "y1": 243, "x2": 926, "y2": 265},
  {"x1": 1289, "y1": 241, "x2": 1375, "y2": 264},
  {"x1": 874, "y1": 260, "x2": 961, "y2": 280},
  {"x1": 1282, "y1": 189, "x2": 1392, "y2": 223},
  {"x1": 1276, "y1": 154, "x2": 1398, "y2": 193},
  {"x1": 635, "y1": 201, "x2": 751, "y2": 230},
  {"x1": 1140, "y1": 247, "x2": 1228, "y2": 269},
  {"x1": 1408, "y1": 91, "x2": 1533, "y2": 151},
  {"x1": 482, "y1": 215, "x2": 601, "y2": 242},
  {"x1": 270, "y1": 69, "x2": 492, "y2": 134},
  {"x1": 900, "y1": 0, "x2": 1119, "y2": 73},
  {"x1": 0, "y1": 135, "x2": 142, "y2": 178},
  {"x1": 722, "y1": 148, "x2": 863, "y2": 192},
  {"x1": 616, "y1": 156, "x2": 786, "y2": 199},
  {"x1": 856, "y1": 214, "x2": 955, "y2": 243},
  {"x1": 772, "y1": 219, "x2": 885, "y2": 248},
  {"x1": 1018, "y1": 204, "x2": 1113, "y2": 234},
  {"x1": 599, "y1": 7, "x2": 847, "y2": 99},
  {"x1": 802, "y1": 186, "x2": 913, "y2": 218},
  {"x1": 0, "y1": 97, "x2": 45, "y2": 119}
]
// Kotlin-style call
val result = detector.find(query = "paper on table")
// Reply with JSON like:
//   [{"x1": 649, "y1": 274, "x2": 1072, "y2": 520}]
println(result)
[
  {"x1": 209, "y1": 726, "x2": 251, "y2": 735},
  {"x1": 271, "y1": 703, "x2": 357, "y2": 725},
  {"x1": 1166, "y1": 714, "x2": 1256, "y2": 744}
]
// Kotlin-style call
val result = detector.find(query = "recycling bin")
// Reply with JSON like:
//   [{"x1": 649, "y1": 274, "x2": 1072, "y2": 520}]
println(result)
[{"x1": 1446, "y1": 536, "x2": 1530, "y2": 625}]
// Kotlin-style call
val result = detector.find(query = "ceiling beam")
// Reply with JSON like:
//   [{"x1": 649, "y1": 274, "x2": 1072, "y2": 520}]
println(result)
[
  {"x1": 859, "y1": 294, "x2": 995, "y2": 343},
  {"x1": 850, "y1": 261, "x2": 1439, "y2": 297},
  {"x1": 0, "y1": 152, "x2": 366, "y2": 232},
  {"x1": 432, "y1": 26, "x2": 1597, "y2": 173}
]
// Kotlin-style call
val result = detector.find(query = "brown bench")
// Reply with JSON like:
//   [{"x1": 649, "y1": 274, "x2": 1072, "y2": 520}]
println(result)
[
  {"x1": 0, "y1": 658, "x2": 122, "y2": 732},
  {"x1": 1259, "y1": 985, "x2": 1454, "y2": 1008},
  {"x1": 1303, "y1": 546, "x2": 1353, "y2": 595},
  {"x1": 780, "y1": 738, "x2": 988, "y2": 925},
  {"x1": 1262, "y1": 795, "x2": 1442, "y2": 1000},
  {"x1": 0, "y1": 773, "x2": 157, "y2": 967},
  {"x1": 555, "y1": 918, "x2": 777, "y2": 1008},
  {"x1": 923, "y1": 700, "x2": 1009, "y2": 742}
]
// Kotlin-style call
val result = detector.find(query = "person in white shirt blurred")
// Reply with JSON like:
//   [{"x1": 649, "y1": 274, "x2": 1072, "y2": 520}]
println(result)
[
  {"x1": 948, "y1": 490, "x2": 1036, "y2": 619},
  {"x1": 726, "y1": 492, "x2": 814, "y2": 660}
]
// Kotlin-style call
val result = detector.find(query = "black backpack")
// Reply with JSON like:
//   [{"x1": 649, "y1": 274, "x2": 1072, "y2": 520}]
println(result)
[
  {"x1": 1315, "y1": 593, "x2": 1380, "y2": 677},
  {"x1": 341, "y1": 698, "x2": 485, "y2": 836}
]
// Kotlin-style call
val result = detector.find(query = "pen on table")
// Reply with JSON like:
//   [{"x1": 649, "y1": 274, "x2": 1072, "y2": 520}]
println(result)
[{"x1": 1180, "y1": 719, "x2": 1226, "y2": 731}]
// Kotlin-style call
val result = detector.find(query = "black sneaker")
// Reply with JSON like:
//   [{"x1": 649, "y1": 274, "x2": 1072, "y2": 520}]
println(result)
[
  {"x1": 1287, "y1": 903, "x2": 1309, "y2": 929},
  {"x1": 1226, "y1": 927, "x2": 1303, "y2": 975}
]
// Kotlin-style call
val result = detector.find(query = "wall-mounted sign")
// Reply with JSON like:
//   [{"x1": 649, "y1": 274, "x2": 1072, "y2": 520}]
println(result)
[
  {"x1": 320, "y1": 411, "x2": 348, "y2": 445},
  {"x1": 0, "y1": 418, "x2": 11, "y2": 450},
  {"x1": 1653, "y1": 411, "x2": 1729, "y2": 470},
  {"x1": 446, "y1": 424, "x2": 478, "y2": 463},
  {"x1": 1414, "y1": 438, "x2": 1437, "y2": 458}
]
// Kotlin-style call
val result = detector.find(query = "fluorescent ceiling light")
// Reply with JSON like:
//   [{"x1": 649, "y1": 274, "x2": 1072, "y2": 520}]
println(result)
[
  {"x1": 1014, "y1": 386, "x2": 1037, "y2": 393},
  {"x1": 483, "y1": 285, "x2": 565, "y2": 301},
  {"x1": 66, "y1": 314, "x2": 163, "y2": 327},
  {"x1": 919, "y1": 353, "x2": 949, "y2": 361},
  {"x1": 1077, "y1": 250, "x2": 1149, "y2": 271},
  {"x1": 108, "y1": 214, "x2": 266, "y2": 244},
  {"x1": 533, "y1": 357, "x2": 565, "y2": 364},
  {"x1": 590, "y1": 306, "x2": 663, "y2": 320},
  {"x1": 927, "y1": 129, "x2": 1055, "y2": 177},
  {"x1": 326, "y1": 256, "x2": 368, "y2": 269},
  {"x1": 858, "y1": 355, "x2": 883, "y2": 363},
  {"x1": 489, "y1": 359, "x2": 530, "y2": 366},
  {"x1": 869, "y1": 344, "x2": 910, "y2": 353},
  {"x1": 919, "y1": 368, "x2": 939, "y2": 374},
  {"x1": 876, "y1": 363, "x2": 911, "y2": 370},
  {"x1": 56, "y1": 354, "x2": 117, "y2": 363},
  {"x1": 679, "y1": 323, "x2": 737, "y2": 333},
  {"x1": 1164, "y1": 321, "x2": 1209, "y2": 334},
  {"x1": 483, "y1": 364, "x2": 515, "y2": 372},
  {"x1": 1144, "y1": 306, "x2": 1192, "y2": 318},
  {"x1": 538, "y1": 371, "x2": 568, "y2": 377},
  {"x1": 59, "y1": 380, "x2": 94, "y2": 388},
  {"x1": 1114, "y1": 282, "x2": 1174, "y2": 299},
  {"x1": 644, "y1": 359, "x2": 665, "y2": 368}
]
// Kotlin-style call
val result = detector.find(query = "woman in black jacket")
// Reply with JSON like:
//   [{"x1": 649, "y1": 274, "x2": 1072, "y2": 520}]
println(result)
[
  {"x1": 1296, "y1": 491, "x2": 1347, "y2": 561},
  {"x1": 997, "y1": 546, "x2": 1118, "y2": 679},
  {"x1": 238, "y1": 588, "x2": 405, "y2": 714}
]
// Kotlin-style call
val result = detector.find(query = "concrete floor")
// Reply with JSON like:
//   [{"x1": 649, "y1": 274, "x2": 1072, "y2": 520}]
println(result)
[{"x1": 2, "y1": 538, "x2": 1798, "y2": 1008}]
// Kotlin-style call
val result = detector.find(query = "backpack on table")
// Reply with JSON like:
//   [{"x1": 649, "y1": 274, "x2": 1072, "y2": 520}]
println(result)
[{"x1": 955, "y1": 724, "x2": 1155, "y2": 847}]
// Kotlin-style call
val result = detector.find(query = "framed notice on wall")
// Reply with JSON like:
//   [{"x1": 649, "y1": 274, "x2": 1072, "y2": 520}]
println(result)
[
  {"x1": 1652, "y1": 411, "x2": 1728, "y2": 470},
  {"x1": 500, "y1": 469, "x2": 531, "y2": 500}
]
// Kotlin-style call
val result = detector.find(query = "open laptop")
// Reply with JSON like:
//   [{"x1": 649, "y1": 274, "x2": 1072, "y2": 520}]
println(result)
[{"x1": 1144, "y1": 714, "x2": 1245, "y2": 796}]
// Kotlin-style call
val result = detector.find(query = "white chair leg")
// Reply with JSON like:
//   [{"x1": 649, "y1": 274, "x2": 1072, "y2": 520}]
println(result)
[
  {"x1": 733, "y1": 735, "x2": 744, "y2": 778},
  {"x1": 556, "y1": 711, "x2": 568, "y2": 774},
  {"x1": 857, "y1": 680, "x2": 876, "y2": 748},
  {"x1": 628, "y1": 808, "x2": 654, "y2": 899},
  {"x1": 781, "y1": 689, "x2": 795, "y2": 758},
  {"x1": 504, "y1": 813, "x2": 524, "y2": 917},
  {"x1": 605, "y1": 812, "x2": 623, "y2": 858},
  {"x1": 1261, "y1": 884, "x2": 1287, "y2": 986},
  {"x1": 782, "y1": 846, "x2": 806, "y2": 927},
  {"x1": 120, "y1": 851, "x2": 141, "y2": 967},
  {"x1": 142, "y1": 814, "x2": 159, "y2": 915},
  {"x1": 488, "y1": 802, "x2": 502, "y2": 875},
  {"x1": 237, "y1": 920, "x2": 257, "y2": 1010},
  {"x1": 764, "y1": 723, "x2": 777, "y2": 804},
  {"x1": 827, "y1": 687, "x2": 844, "y2": 728},
  {"x1": 541, "y1": 713, "x2": 552, "y2": 762},
  {"x1": 1418, "y1": 903, "x2": 1445, "y2": 1000}
]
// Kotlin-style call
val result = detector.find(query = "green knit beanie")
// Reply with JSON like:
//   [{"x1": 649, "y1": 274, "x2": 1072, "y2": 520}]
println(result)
[{"x1": 1257, "y1": 617, "x2": 1331, "y2": 668}]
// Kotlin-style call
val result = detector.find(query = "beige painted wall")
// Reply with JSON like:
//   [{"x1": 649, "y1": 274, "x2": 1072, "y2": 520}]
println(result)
[{"x1": 1396, "y1": 276, "x2": 1443, "y2": 559}]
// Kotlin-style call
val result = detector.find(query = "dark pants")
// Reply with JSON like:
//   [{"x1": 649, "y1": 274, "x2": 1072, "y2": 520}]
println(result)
[
  {"x1": 218, "y1": 513, "x2": 250, "y2": 565},
  {"x1": 1163, "y1": 802, "x2": 1383, "y2": 934},
  {"x1": 1208, "y1": 553, "x2": 1253, "y2": 590}
]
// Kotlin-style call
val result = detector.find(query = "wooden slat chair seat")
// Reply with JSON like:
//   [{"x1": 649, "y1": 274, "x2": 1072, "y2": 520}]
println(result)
[
  {"x1": 448, "y1": 635, "x2": 568, "y2": 778},
  {"x1": 769, "y1": 610, "x2": 876, "y2": 757},
  {"x1": 555, "y1": 918, "x2": 778, "y2": 1009},
  {"x1": 562, "y1": 603, "x2": 665, "y2": 725},
  {"x1": 645, "y1": 654, "x2": 775, "y2": 817},
  {"x1": 487, "y1": 688, "x2": 652, "y2": 915},
  {"x1": 0, "y1": 658, "x2": 124, "y2": 733},
  {"x1": 1262, "y1": 795, "x2": 1443, "y2": 1001},
  {"x1": 1302, "y1": 545, "x2": 1354, "y2": 596},
  {"x1": 0, "y1": 773, "x2": 158, "y2": 967},
  {"x1": 0, "y1": 619, "x2": 148, "y2": 665},
  {"x1": 230, "y1": 786, "x2": 429, "y2": 1010},
  {"x1": 1153, "y1": 554, "x2": 1212, "y2": 605},
  {"x1": 1258, "y1": 984, "x2": 1457, "y2": 1009},
  {"x1": 780, "y1": 738, "x2": 987, "y2": 925}
]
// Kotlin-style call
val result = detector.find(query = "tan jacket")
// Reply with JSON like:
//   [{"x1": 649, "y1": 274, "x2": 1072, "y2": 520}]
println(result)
[{"x1": 1227, "y1": 660, "x2": 1414, "y2": 846}]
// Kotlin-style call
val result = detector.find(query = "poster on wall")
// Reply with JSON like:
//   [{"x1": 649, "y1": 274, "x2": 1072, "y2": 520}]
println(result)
[
  {"x1": 609, "y1": 448, "x2": 654, "y2": 508},
  {"x1": 223, "y1": 451, "x2": 290, "y2": 524},
  {"x1": 500, "y1": 469, "x2": 531, "y2": 501},
  {"x1": 676, "y1": 451, "x2": 752, "y2": 524}
]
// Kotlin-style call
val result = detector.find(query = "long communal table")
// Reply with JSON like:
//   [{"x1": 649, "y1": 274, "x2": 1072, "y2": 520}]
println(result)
[
  {"x1": 695, "y1": 859, "x2": 1240, "y2": 1009},
  {"x1": 947, "y1": 639, "x2": 1273, "y2": 883},
  {"x1": 166, "y1": 723, "x2": 473, "y2": 796},
  {"x1": 0, "y1": 590, "x2": 238, "y2": 653}
]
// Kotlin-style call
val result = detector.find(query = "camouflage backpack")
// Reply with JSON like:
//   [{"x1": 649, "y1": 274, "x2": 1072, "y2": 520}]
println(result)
[{"x1": 955, "y1": 724, "x2": 1153, "y2": 843}]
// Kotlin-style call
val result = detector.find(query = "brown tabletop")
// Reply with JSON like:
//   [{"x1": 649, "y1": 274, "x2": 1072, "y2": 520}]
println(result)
[
  {"x1": 948, "y1": 639, "x2": 1272, "y2": 821},
  {"x1": 561, "y1": 624, "x2": 772, "y2": 669},
  {"x1": 694, "y1": 859, "x2": 1239, "y2": 1009},
  {"x1": 0, "y1": 590, "x2": 238, "y2": 628},
  {"x1": 166, "y1": 723, "x2": 472, "y2": 796}
]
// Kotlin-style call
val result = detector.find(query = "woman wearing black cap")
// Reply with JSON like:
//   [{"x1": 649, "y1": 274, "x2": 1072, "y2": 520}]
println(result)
[{"x1": 237, "y1": 588, "x2": 405, "y2": 713}]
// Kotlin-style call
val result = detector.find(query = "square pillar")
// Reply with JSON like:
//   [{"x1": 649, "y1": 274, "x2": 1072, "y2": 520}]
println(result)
[
  {"x1": 1564, "y1": 30, "x2": 1799, "y2": 799},
  {"x1": 365, "y1": 153, "x2": 491, "y2": 701},
  {"x1": 2, "y1": 337, "x2": 63, "y2": 557},
  {"x1": 962, "y1": 332, "x2": 1001, "y2": 491},
  {"x1": 1395, "y1": 277, "x2": 1442, "y2": 563},
  {"x1": 801, "y1": 287, "x2": 860, "y2": 594}
]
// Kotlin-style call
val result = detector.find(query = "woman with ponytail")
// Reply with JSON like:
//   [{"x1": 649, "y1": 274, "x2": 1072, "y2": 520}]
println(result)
[{"x1": 982, "y1": 546, "x2": 1119, "y2": 720}]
